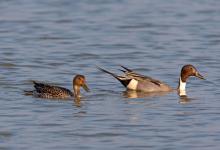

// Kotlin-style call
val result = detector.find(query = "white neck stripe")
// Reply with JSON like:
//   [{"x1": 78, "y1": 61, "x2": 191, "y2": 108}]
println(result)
[
  {"x1": 179, "y1": 78, "x2": 186, "y2": 91},
  {"x1": 178, "y1": 77, "x2": 186, "y2": 96}
]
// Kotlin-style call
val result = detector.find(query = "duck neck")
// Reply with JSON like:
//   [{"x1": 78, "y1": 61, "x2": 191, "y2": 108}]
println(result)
[
  {"x1": 178, "y1": 77, "x2": 187, "y2": 96},
  {"x1": 73, "y1": 85, "x2": 80, "y2": 98}
]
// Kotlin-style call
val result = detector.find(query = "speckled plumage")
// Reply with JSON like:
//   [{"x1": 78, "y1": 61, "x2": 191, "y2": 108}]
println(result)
[
  {"x1": 25, "y1": 75, "x2": 89, "y2": 99},
  {"x1": 32, "y1": 81, "x2": 73, "y2": 99}
]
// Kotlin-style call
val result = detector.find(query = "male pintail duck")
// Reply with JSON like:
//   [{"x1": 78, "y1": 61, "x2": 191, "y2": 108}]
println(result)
[
  {"x1": 98, "y1": 64, "x2": 204, "y2": 96},
  {"x1": 25, "y1": 75, "x2": 89, "y2": 99}
]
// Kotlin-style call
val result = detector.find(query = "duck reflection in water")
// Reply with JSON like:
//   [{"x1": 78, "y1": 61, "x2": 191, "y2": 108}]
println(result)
[
  {"x1": 123, "y1": 90, "x2": 169, "y2": 98},
  {"x1": 74, "y1": 97, "x2": 82, "y2": 107},
  {"x1": 179, "y1": 95, "x2": 194, "y2": 104},
  {"x1": 124, "y1": 90, "x2": 196, "y2": 105}
]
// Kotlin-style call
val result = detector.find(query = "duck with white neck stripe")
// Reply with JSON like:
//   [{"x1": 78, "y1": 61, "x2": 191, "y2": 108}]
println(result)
[
  {"x1": 98, "y1": 64, "x2": 205, "y2": 96},
  {"x1": 178, "y1": 64, "x2": 204, "y2": 96}
]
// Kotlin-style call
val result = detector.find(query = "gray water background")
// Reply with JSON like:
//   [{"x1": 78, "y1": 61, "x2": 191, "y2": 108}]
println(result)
[{"x1": 0, "y1": 0, "x2": 220, "y2": 149}]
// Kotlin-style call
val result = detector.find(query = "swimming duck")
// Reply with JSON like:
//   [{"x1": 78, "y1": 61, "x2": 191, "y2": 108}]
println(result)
[
  {"x1": 98, "y1": 64, "x2": 204, "y2": 96},
  {"x1": 25, "y1": 75, "x2": 89, "y2": 99}
]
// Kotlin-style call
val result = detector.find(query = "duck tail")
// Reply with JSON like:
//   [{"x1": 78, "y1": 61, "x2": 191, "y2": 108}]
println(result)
[
  {"x1": 24, "y1": 90, "x2": 34, "y2": 95},
  {"x1": 120, "y1": 65, "x2": 133, "y2": 72},
  {"x1": 97, "y1": 66, "x2": 131, "y2": 87},
  {"x1": 97, "y1": 66, "x2": 119, "y2": 79},
  {"x1": 32, "y1": 80, "x2": 39, "y2": 85}
]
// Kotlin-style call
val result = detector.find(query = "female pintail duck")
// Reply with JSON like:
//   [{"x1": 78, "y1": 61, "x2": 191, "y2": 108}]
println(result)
[
  {"x1": 25, "y1": 75, "x2": 89, "y2": 99},
  {"x1": 98, "y1": 64, "x2": 205, "y2": 96}
]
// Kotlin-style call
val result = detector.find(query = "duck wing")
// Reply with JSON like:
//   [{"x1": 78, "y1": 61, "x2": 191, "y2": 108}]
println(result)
[{"x1": 120, "y1": 66, "x2": 163, "y2": 86}]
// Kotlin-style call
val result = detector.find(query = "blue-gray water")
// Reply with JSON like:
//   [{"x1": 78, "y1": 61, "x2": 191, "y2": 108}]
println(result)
[{"x1": 0, "y1": 0, "x2": 220, "y2": 149}]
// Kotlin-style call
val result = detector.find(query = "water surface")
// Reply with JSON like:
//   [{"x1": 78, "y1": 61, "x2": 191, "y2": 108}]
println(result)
[{"x1": 0, "y1": 0, "x2": 220, "y2": 149}]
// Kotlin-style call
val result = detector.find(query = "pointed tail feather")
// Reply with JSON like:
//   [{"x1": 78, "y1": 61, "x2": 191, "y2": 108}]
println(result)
[
  {"x1": 97, "y1": 66, "x2": 131, "y2": 87},
  {"x1": 24, "y1": 90, "x2": 34, "y2": 95},
  {"x1": 119, "y1": 69, "x2": 126, "y2": 73},
  {"x1": 120, "y1": 65, "x2": 133, "y2": 72},
  {"x1": 97, "y1": 66, "x2": 119, "y2": 79}
]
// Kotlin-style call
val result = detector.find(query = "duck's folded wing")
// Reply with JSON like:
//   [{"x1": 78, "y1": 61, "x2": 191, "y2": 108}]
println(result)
[
  {"x1": 120, "y1": 66, "x2": 163, "y2": 86},
  {"x1": 126, "y1": 72, "x2": 162, "y2": 86}
]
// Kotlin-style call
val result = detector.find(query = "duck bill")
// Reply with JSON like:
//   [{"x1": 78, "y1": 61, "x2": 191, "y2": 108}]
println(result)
[
  {"x1": 82, "y1": 83, "x2": 90, "y2": 92},
  {"x1": 195, "y1": 72, "x2": 205, "y2": 80}
]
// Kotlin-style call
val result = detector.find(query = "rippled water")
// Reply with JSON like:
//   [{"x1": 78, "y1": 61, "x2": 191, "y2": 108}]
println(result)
[{"x1": 0, "y1": 0, "x2": 220, "y2": 149}]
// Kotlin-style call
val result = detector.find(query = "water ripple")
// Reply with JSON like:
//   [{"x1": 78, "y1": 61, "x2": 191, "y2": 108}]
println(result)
[{"x1": 0, "y1": 0, "x2": 219, "y2": 150}]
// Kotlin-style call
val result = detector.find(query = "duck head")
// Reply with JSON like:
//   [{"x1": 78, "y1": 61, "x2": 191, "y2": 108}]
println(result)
[
  {"x1": 178, "y1": 64, "x2": 204, "y2": 96},
  {"x1": 180, "y1": 64, "x2": 205, "y2": 82},
  {"x1": 73, "y1": 75, "x2": 90, "y2": 97}
]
